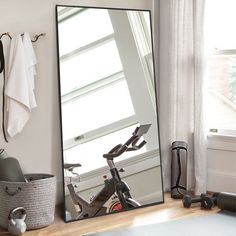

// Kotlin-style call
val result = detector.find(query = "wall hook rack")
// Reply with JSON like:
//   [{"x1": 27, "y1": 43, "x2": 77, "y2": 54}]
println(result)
[{"x1": 0, "y1": 32, "x2": 46, "y2": 42}]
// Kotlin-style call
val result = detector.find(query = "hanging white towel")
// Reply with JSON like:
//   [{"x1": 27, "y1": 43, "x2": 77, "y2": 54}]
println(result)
[
  {"x1": 22, "y1": 32, "x2": 37, "y2": 91},
  {"x1": 5, "y1": 34, "x2": 37, "y2": 137}
]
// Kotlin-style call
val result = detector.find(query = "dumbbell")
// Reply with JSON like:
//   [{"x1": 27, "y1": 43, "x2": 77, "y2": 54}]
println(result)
[
  {"x1": 182, "y1": 193, "x2": 207, "y2": 208},
  {"x1": 201, "y1": 192, "x2": 219, "y2": 209}
]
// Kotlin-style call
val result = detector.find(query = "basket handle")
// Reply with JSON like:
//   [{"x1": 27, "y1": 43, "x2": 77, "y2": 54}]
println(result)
[{"x1": 5, "y1": 186, "x2": 21, "y2": 196}]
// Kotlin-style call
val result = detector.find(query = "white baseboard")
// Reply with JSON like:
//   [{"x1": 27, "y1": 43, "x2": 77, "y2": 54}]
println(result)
[
  {"x1": 207, "y1": 169, "x2": 236, "y2": 193},
  {"x1": 136, "y1": 190, "x2": 163, "y2": 205}
]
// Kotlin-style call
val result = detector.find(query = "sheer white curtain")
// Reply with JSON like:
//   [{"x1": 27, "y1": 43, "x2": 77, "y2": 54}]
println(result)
[{"x1": 154, "y1": 0, "x2": 207, "y2": 194}]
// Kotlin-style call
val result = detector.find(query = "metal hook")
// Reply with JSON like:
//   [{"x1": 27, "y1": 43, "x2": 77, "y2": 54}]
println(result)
[
  {"x1": 0, "y1": 32, "x2": 12, "y2": 40},
  {"x1": 31, "y1": 33, "x2": 46, "y2": 42},
  {"x1": 0, "y1": 32, "x2": 45, "y2": 42}
]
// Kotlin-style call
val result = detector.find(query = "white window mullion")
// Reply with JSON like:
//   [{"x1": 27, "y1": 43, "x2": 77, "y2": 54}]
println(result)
[
  {"x1": 62, "y1": 71, "x2": 124, "y2": 103},
  {"x1": 60, "y1": 34, "x2": 115, "y2": 62},
  {"x1": 64, "y1": 115, "x2": 138, "y2": 150},
  {"x1": 211, "y1": 49, "x2": 236, "y2": 56}
]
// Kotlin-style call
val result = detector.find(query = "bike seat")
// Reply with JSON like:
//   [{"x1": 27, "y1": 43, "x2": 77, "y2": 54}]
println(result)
[{"x1": 64, "y1": 163, "x2": 82, "y2": 170}]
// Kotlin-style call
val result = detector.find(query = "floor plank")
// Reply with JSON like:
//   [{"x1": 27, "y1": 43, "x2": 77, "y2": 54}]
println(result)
[{"x1": 0, "y1": 193, "x2": 219, "y2": 236}]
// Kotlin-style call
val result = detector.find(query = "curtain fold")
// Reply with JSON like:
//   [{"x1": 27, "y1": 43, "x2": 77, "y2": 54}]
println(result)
[{"x1": 156, "y1": 0, "x2": 207, "y2": 194}]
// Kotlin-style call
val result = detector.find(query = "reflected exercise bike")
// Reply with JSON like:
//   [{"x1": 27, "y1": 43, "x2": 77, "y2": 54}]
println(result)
[{"x1": 64, "y1": 124, "x2": 151, "y2": 219}]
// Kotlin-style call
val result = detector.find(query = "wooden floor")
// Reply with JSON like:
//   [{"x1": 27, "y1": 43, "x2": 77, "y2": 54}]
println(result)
[{"x1": 0, "y1": 194, "x2": 219, "y2": 236}]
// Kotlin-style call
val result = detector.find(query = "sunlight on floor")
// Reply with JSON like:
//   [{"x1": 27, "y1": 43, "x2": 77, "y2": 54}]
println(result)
[{"x1": 131, "y1": 210, "x2": 171, "y2": 227}]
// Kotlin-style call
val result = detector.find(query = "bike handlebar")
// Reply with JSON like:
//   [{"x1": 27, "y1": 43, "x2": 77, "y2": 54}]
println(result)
[
  {"x1": 103, "y1": 135, "x2": 137, "y2": 159},
  {"x1": 103, "y1": 124, "x2": 151, "y2": 160},
  {"x1": 127, "y1": 140, "x2": 147, "y2": 151}
]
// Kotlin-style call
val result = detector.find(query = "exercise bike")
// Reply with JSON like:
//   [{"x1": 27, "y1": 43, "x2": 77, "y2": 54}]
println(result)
[{"x1": 65, "y1": 124, "x2": 151, "y2": 219}]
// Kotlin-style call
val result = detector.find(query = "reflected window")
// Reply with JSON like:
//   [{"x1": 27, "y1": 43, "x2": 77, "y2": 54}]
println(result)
[
  {"x1": 60, "y1": 40, "x2": 123, "y2": 96},
  {"x1": 58, "y1": 7, "x2": 156, "y2": 173},
  {"x1": 58, "y1": 7, "x2": 137, "y2": 151},
  {"x1": 58, "y1": 8, "x2": 114, "y2": 56},
  {"x1": 62, "y1": 79, "x2": 135, "y2": 140}
]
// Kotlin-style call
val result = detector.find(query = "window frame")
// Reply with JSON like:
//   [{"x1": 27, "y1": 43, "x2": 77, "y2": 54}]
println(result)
[
  {"x1": 205, "y1": 0, "x2": 236, "y2": 138},
  {"x1": 207, "y1": 48, "x2": 236, "y2": 137}
]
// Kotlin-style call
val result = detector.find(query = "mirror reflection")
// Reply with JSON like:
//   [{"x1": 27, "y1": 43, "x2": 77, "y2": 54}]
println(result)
[{"x1": 56, "y1": 5, "x2": 163, "y2": 222}]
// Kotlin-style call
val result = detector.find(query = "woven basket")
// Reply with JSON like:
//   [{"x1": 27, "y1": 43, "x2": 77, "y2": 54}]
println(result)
[{"x1": 0, "y1": 174, "x2": 56, "y2": 230}]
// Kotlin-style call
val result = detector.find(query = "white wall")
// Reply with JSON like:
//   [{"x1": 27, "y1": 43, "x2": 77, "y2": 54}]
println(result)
[
  {"x1": 0, "y1": 0, "x2": 154, "y2": 203},
  {"x1": 207, "y1": 135, "x2": 236, "y2": 193}
]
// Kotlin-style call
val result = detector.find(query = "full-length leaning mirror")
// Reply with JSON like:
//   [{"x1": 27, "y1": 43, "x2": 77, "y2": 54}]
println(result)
[{"x1": 56, "y1": 5, "x2": 164, "y2": 222}]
